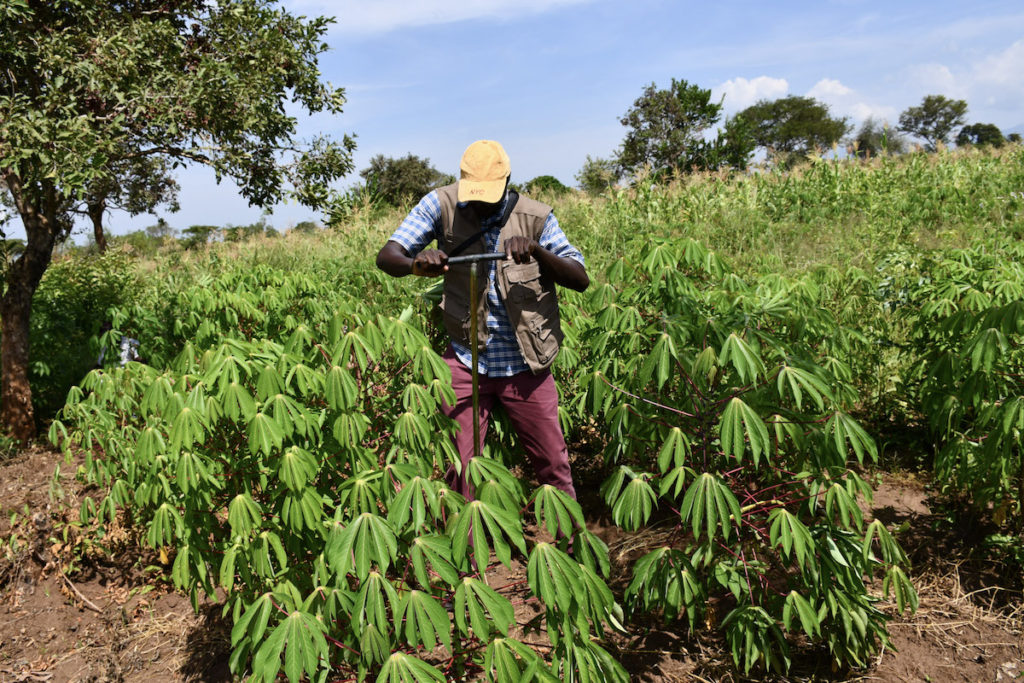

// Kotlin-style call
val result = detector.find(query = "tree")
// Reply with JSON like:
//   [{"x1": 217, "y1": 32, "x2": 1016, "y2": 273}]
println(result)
[
  {"x1": 182, "y1": 225, "x2": 219, "y2": 250},
  {"x1": 617, "y1": 78, "x2": 753, "y2": 177},
  {"x1": 359, "y1": 154, "x2": 450, "y2": 206},
  {"x1": 76, "y1": 154, "x2": 180, "y2": 252},
  {"x1": 956, "y1": 123, "x2": 1006, "y2": 148},
  {"x1": 0, "y1": 0, "x2": 356, "y2": 440},
  {"x1": 739, "y1": 95, "x2": 850, "y2": 164},
  {"x1": 524, "y1": 175, "x2": 570, "y2": 196},
  {"x1": 145, "y1": 218, "x2": 177, "y2": 241},
  {"x1": 292, "y1": 219, "x2": 321, "y2": 233},
  {"x1": 1009, "y1": 133, "x2": 1023, "y2": 144},
  {"x1": 848, "y1": 117, "x2": 907, "y2": 158},
  {"x1": 897, "y1": 95, "x2": 968, "y2": 151},
  {"x1": 576, "y1": 156, "x2": 619, "y2": 195}
]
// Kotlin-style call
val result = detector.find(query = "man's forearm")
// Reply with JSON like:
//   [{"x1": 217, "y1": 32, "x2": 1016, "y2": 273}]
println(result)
[
  {"x1": 534, "y1": 247, "x2": 590, "y2": 292},
  {"x1": 376, "y1": 241, "x2": 414, "y2": 277}
]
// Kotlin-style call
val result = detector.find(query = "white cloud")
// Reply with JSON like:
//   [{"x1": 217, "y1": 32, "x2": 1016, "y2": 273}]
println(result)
[
  {"x1": 904, "y1": 63, "x2": 962, "y2": 98},
  {"x1": 714, "y1": 76, "x2": 788, "y2": 111},
  {"x1": 801, "y1": 78, "x2": 897, "y2": 128},
  {"x1": 807, "y1": 78, "x2": 852, "y2": 99},
  {"x1": 973, "y1": 39, "x2": 1024, "y2": 91},
  {"x1": 895, "y1": 40, "x2": 1024, "y2": 122},
  {"x1": 285, "y1": 0, "x2": 593, "y2": 34}
]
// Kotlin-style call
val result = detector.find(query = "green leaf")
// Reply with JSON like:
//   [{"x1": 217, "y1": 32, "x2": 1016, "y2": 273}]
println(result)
[
  {"x1": 768, "y1": 508, "x2": 816, "y2": 573},
  {"x1": 409, "y1": 534, "x2": 460, "y2": 588},
  {"x1": 625, "y1": 547, "x2": 704, "y2": 628},
  {"x1": 656, "y1": 427, "x2": 690, "y2": 472},
  {"x1": 883, "y1": 565, "x2": 919, "y2": 614},
  {"x1": 720, "y1": 332, "x2": 766, "y2": 384},
  {"x1": 719, "y1": 397, "x2": 771, "y2": 465},
  {"x1": 231, "y1": 592, "x2": 274, "y2": 647},
  {"x1": 453, "y1": 577, "x2": 514, "y2": 639},
  {"x1": 248, "y1": 411, "x2": 284, "y2": 456},
  {"x1": 326, "y1": 512, "x2": 398, "y2": 579},
  {"x1": 276, "y1": 446, "x2": 318, "y2": 493},
  {"x1": 775, "y1": 365, "x2": 830, "y2": 411},
  {"x1": 639, "y1": 332, "x2": 676, "y2": 389},
  {"x1": 825, "y1": 412, "x2": 877, "y2": 464},
  {"x1": 679, "y1": 473, "x2": 741, "y2": 542},
  {"x1": 169, "y1": 406, "x2": 206, "y2": 453},
  {"x1": 863, "y1": 519, "x2": 909, "y2": 566},
  {"x1": 782, "y1": 590, "x2": 820, "y2": 637},
  {"x1": 531, "y1": 484, "x2": 585, "y2": 539},
  {"x1": 389, "y1": 477, "x2": 442, "y2": 533},
  {"x1": 354, "y1": 571, "x2": 400, "y2": 634},
  {"x1": 609, "y1": 473, "x2": 657, "y2": 532},
  {"x1": 228, "y1": 492, "x2": 263, "y2": 537},
  {"x1": 376, "y1": 652, "x2": 445, "y2": 683},
  {"x1": 222, "y1": 381, "x2": 257, "y2": 421},
  {"x1": 252, "y1": 610, "x2": 328, "y2": 683},
  {"x1": 526, "y1": 542, "x2": 584, "y2": 614},
  {"x1": 825, "y1": 482, "x2": 863, "y2": 530},
  {"x1": 968, "y1": 327, "x2": 1008, "y2": 372},
  {"x1": 333, "y1": 411, "x2": 370, "y2": 449},
  {"x1": 394, "y1": 590, "x2": 452, "y2": 653},
  {"x1": 324, "y1": 365, "x2": 358, "y2": 410},
  {"x1": 451, "y1": 499, "x2": 526, "y2": 570}
]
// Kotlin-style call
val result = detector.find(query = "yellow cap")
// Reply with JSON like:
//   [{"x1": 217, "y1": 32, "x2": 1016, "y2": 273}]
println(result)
[{"x1": 457, "y1": 140, "x2": 510, "y2": 203}]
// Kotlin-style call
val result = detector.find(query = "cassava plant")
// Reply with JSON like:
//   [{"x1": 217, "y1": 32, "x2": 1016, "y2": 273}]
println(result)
[
  {"x1": 51, "y1": 261, "x2": 626, "y2": 682},
  {"x1": 572, "y1": 238, "x2": 917, "y2": 673},
  {"x1": 902, "y1": 242, "x2": 1024, "y2": 526}
]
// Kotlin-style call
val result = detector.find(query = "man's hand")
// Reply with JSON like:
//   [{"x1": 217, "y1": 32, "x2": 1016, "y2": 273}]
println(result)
[
  {"x1": 504, "y1": 236, "x2": 539, "y2": 264},
  {"x1": 500, "y1": 236, "x2": 590, "y2": 292},
  {"x1": 411, "y1": 249, "x2": 448, "y2": 277}
]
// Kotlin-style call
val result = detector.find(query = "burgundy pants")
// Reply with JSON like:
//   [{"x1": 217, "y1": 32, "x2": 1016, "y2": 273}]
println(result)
[{"x1": 441, "y1": 346, "x2": 576, "y2": 501}]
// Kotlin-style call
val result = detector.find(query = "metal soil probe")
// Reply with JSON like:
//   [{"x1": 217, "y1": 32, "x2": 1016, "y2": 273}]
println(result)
[{"x1": 446, "y1": 252, "x2": 507, "y2": 460}]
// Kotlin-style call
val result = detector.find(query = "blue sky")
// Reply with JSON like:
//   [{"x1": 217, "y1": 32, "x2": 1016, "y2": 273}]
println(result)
[{"x1": 15, "y1": 0, "x2": 1024, "y2": 240}]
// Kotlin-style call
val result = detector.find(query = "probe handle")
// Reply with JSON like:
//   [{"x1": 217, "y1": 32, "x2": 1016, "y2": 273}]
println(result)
[{"x1": 446, "y1": 252, "x2": 508, "y2": 265}]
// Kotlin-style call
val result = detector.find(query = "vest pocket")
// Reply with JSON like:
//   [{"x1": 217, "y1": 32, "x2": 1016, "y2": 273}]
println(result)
[
  {"x1": 502, "y1": 261, "x2": 545, "y2": 302},
  {"x1": 440, "y1": 290, "x2": 473, "y2": 345},
  {"x1": 522, "y1": 315, "x2": 559, "y2": 367}
]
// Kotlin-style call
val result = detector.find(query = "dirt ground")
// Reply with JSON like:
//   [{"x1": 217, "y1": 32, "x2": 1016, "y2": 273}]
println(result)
[{"x1": 1, "y1": 447, "x2": 1021, "y2": 682}]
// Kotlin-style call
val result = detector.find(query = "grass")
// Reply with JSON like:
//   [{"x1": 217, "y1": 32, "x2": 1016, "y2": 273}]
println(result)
[{"x1": 100, "y1": 144, "x2": 1023, "y2": 288}]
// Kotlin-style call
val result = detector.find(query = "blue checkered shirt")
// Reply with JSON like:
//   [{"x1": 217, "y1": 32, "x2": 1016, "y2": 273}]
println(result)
[{"x1": 388, "y1": 190, "x2": 585, "y2": 376}]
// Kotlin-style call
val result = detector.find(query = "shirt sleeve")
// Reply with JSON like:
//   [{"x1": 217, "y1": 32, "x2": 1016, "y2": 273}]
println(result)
[
  {"x1": 538, "y1": 212, "x2": 584, "y2": 267},
  {"x1": 387, "y1": 191, "x2": 442, "y2": 256}
]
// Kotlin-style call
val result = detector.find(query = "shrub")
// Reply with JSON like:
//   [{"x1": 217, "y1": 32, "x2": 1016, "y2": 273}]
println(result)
[
  {"x1": 52, "y1": 262, "x2": 626, "y2": 682},
  {"x1": 573, "y1": 238, "x2": 916, "y2": 672},
  {"x1": 28, "y1": 248, "x2": 139, "y2": 422}
]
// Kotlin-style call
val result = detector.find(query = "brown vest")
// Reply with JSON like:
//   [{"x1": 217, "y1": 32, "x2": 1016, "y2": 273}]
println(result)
[{"x1": 436, "y1": 183, "x2": 563, "y2": 373}]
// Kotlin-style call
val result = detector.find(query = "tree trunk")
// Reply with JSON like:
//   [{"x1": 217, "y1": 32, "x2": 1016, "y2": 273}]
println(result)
[
  {"x1": 1, "y1": 278, "x2": 38, "y2": 441},
  {"x1": 1, "y1": 171, "x2": 61, "y2": 442},
  {"x1": 88, "y1": 199, "x2": 107, "y2": 253}
]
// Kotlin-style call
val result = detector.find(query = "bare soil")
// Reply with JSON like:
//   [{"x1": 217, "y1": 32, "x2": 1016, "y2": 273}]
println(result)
[{"x1": 1, "y1": 448, "x2": 1021, "y2": 682}]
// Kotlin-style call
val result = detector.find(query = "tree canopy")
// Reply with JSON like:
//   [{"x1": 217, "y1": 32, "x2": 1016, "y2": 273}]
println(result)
[
  {"x1": 739, "y1": 95, "x2": 850, "y2": 164},
  {"x1": 616, "y1": 78, "x2": 753, "y2": 177},
  {"x1": 0, "y1": 0, "x2": 356, "y2": 438},
  {"x1": 956, "y1": 123, "x2": 1006, "y2": 148},
  {"x1": 848, "y1": 117, "x2": 907, "y2": 158},
  {"x1": 359, "y1": 154, "x2": 451, "y2": 206},
  {"x1": 897, "y1": 95, "x2": 968, "y2": 151},
  {"x1": 576, "y1": 156, "x2": 618, "y2": 196},
  {"x1": 524, "y1": 175, "x2": 571, "y2": 196}
]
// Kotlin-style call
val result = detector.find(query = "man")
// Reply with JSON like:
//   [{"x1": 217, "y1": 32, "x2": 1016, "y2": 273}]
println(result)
[{"x1": 376, "y1": 140, "x2": 588, "y2": 500}]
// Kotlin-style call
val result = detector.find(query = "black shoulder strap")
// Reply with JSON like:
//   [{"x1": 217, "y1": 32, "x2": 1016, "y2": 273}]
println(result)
[{"x1": 446, "y1": 190, "x2": 519, "y2": 258}]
